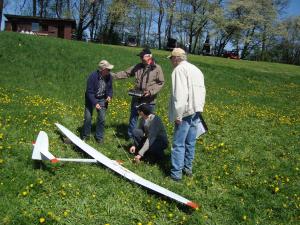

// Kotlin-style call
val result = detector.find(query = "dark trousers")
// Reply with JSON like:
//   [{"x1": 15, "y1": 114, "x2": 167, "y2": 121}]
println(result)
[{"x1": 132, "y1": 128, "x2": 167, "y2": 161}]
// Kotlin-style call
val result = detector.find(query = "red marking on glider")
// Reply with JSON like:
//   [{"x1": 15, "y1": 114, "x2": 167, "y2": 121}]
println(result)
[
  {"x1": 51, "y1": 158, "x2": 59, "y2": 163},
  {"x1": 186, "y1": 201, "x2": 199, "y2": 209}
]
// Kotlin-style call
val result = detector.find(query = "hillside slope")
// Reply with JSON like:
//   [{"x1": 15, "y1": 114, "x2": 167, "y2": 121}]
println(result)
[{"x1": 0, "y1": 32, "x2": 299, "y2": 225}]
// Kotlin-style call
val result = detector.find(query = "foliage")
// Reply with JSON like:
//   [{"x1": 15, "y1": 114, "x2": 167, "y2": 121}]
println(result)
[{"x1": 0, "y1": 32, "x2": 300, "y2": 224}]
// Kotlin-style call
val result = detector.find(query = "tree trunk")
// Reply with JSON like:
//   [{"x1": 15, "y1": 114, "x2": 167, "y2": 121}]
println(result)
[
  {"x1": 260, "y1": 24, "x2": 267, "y2": 61},
  {"x1": 33, "y1": 0, "x2": 37, "y2": 16},
  {"x1": 136, "y1": 9, "x2": 142, "y2": 46},
  {"x1": 55, "y1": 0, "x2": 63, "y2": 18},
  {"x1": 241, "y1": 27, "x2": 256, "y2": 59},
  {"x1": 66, "y1": 0, "x2": 71, "y2": 18},
  {"x1": 165, "y1": 0, "x2": 175, "y2": 40},
  {"x1": 146, "y1": 10, "x2": 153, "y2": 46},
  {"x1": 157, "y1": 0, "x2": 164, "y2": 49},
  {"x1": 0, "y1": 0, "x2": 3, "y2": 30}
]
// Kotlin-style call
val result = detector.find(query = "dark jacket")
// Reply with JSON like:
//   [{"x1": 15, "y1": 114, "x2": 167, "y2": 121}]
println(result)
[{"x1": 85, "y1": 70, "x2": 113, "y2": 107}]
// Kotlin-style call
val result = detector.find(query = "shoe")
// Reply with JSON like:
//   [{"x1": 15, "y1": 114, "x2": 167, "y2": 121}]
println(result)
[
  {"x1": 183, "y1": 169, "x2": 193, "y2": 177},
  {"x1": 95, "y1": 138, "x2": 103, "y2": 144},
  {"x1": 81, "y1": 136, "x2": 90, "y2": 142},
  {"x1": 170, "y1": 176, "x2": 181, "y2": 182}
]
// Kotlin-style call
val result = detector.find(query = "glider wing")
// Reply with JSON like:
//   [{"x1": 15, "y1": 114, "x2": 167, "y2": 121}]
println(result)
[{"x1": 55, "y1": 123, "x2": 199, "y2": 209}]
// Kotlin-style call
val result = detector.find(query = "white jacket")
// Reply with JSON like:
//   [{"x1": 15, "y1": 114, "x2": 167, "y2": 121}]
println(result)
[{"x1": 168, "y1": 60, "x2": 206, "y2": 122}]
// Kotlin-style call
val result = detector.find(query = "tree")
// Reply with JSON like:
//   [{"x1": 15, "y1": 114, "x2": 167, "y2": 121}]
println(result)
[
  {"x1": 154, "y1": 0, "x2": 165, "y2": 49},
  {"x1": 0, "y1": 0, "x2": 3, "y2": 29},
  {"x1": 33, "y1": 0, "x2": 37, "y2": 16},
  {"x1": 165, "y1": 0, "x2": 176, "y2": 41},
  {"x1": 76, "y1": 0, "x2": 101, "y2": 40},
  {"x1": 275, "y1": 16, "x2": 300, "y2": 65}
]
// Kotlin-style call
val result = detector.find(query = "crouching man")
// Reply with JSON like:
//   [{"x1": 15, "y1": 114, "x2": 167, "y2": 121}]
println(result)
[{"x1": 129, "y1": 103, "x2": 168, "y2": 163}]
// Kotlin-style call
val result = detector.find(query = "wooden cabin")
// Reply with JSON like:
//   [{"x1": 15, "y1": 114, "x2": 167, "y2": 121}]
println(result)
[{"x1": 4, "y1": 14, "x2": 76, "y2": 40}]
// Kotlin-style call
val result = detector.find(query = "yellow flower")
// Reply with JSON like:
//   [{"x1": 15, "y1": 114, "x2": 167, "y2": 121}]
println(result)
[
  {"x1": 242, "y1": 215, "x2": 247, "y2": 220},
  {"x1": 22, "y1": 191, "x2": 28, "y2": 196},
  {"x1": 274, "y1": 187, "x2": 280, "y2": 193},
  {"x1": 39, "y1": 217, "x2": 45, "y2": 223}
]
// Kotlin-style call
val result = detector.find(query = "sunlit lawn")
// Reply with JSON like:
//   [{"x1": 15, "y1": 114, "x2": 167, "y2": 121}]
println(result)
[{"x1": 0, "y1": 32, "x2": 299, "y2": 225}]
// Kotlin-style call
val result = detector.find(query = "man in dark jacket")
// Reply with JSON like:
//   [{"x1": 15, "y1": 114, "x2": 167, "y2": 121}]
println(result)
[
  {"x1": 113, "y1": 48, "x2": 165, "y2": 140},
  {"x1": 81, "y1": 60, "x2": 114, "y2": 143},
  {"x1": 129, "y1": 103, "x2": 168, "y2": 163}
]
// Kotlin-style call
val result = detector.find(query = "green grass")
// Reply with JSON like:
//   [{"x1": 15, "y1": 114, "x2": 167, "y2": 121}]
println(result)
[{"x1": 0, "y1": 31, "x2": 299, "y2": 225}]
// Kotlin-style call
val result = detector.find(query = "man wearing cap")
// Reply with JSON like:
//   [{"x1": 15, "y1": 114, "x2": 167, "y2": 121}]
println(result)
[
  {"x1": 168, "y1": 48, "x2": 206, "y2": 181},
  {"x1": 129, "y1": 103, "x2": 168, "y2": 163},
  {"x1": 81, "y1": 60, "x2": 114, "y2": 143},
  {"x1": 113, "y1": 48, "x2": 165, "y2": 140}
]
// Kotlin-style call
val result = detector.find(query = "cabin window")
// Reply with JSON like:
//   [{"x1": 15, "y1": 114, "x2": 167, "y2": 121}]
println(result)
[{"x1": 32, "y1": 22, "x2": 39, "y2": 32}]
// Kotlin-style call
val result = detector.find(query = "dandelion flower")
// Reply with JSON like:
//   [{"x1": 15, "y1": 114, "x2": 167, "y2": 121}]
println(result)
[
  {"x1": 39, "y1": 217, "x2": 45, "y2": 223},
  {"x1": 63, "y1": 211, "x2": 68, "y2": 217}
]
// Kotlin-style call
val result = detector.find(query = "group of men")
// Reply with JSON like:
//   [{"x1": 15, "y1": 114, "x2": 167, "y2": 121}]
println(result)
[{"x1": 81, "y1": 47, "x2": 206, "y2": 181}]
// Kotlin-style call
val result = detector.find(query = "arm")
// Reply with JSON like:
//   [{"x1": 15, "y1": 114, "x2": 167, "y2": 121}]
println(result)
[
  {"x1": 112, "y1": 66, "x2": 135, "y2": 79},
  {"x1": 86, "y1": 72, "x2": 98, "y2": 107},
  {"x1": 172, "y1": 67, "x2": 188, "y2": 121},
  {"x1": 138, "y1": 138, "x2": 150, "y2": 157},
  {"x1": 147, "y1": 65, "x2": 165, "y2": 96}
]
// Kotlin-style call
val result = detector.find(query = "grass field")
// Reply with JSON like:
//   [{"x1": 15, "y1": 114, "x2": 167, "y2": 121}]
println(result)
[{"x1": 0, "y1": 31, "x2": 299, "y2": 225}]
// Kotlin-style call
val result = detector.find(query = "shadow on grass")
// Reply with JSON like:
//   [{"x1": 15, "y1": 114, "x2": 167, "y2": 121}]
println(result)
[
  {"x1": 32, "y1": 160, "x2": 56, "y2": 174},
  {"x1": 110, "y1": 122, "x2": 128, "y2": 140}
]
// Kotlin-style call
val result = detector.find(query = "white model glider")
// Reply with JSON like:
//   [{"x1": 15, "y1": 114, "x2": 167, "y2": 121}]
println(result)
[
  {"x1": 32, "y1": 131, "x2": 97, "y2": 163},
  {"x1": 32, "y1": 124, "x2": 199, "y2": 209}
]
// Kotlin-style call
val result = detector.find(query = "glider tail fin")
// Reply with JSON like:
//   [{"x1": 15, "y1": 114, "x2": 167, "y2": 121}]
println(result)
[{"x1": 32, "y1": 131, "x2": 59, "y2": 163}]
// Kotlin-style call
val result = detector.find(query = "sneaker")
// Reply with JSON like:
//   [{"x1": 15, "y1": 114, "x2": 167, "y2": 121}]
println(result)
[
  {"x1": 170, "y1": 176, "x2": 181, "y2": 182},
  {"x1": 81, "y1": 136, "x2": 90, "y2": 142},
  {"x1": 95, "y1": 138, "x2": 103, "y2": 144},
  {"x1": 183, "y1": 169, "x2": 193, "y2": 177}
]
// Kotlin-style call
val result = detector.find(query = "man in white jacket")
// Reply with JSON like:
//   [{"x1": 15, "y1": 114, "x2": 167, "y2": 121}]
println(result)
[{"x1": 168, "y1": 48, "x2": 206, "y2": 181}]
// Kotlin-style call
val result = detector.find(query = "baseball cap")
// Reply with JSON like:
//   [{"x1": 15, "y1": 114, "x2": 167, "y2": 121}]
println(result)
[
  {"x1": 98, "y1": 60, "x2": 114, "y2": 70},
  {"x1": 167, "y1": 48, "x2": 186, "y2": 58},
  {"x1": 137, "y1": 48, "x2": 152, "y2": 57}
]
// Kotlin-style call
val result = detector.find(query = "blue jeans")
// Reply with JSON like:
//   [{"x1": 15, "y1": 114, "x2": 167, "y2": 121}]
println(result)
[
  {"x1": 128, "y1": 100, "x2": 155, "y2": 139},
  {"x1": 82, "y1": 101, "x2": 106, "y2": 141},
  {"x1": 171, "y1": 112, "x2": 200, "y2": 180}
]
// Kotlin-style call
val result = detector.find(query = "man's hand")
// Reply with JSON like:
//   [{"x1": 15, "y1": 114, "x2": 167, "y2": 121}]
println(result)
[
  {"x1": 106, "y1": 96, "x2": 111, "y2": 102},
  {"x1": 95, "y1": 103, "x2": 101, "y2": 110},
  {"x1": 129, "y1": 146, "x2": 136, "y2": 154},
  {"x1": 143, "y1": 90, "x2": 151, "y2": 97},
  {"x1": 134, "y1": 154, "x2": 142, "y2": 163},
  {"x1": 175, "y1": 119, "x2": 182, "y2": 125}
]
